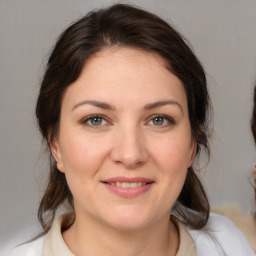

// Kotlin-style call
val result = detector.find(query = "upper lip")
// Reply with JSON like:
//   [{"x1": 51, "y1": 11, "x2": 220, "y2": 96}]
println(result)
[{"x1": 102, "y1": 177, "x2": 154, "y2": 183}]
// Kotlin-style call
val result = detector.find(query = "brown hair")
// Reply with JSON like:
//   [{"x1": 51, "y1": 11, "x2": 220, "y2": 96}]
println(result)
[
  {"x1": 251, "y1": 86, "x2": 256, "y2": 143},
  {"x1": 251, "y1": 85, "x2": 256, "y2": 207},
  {"x1": 36, "y1": 3, "x2": 211, "y2": 233}
]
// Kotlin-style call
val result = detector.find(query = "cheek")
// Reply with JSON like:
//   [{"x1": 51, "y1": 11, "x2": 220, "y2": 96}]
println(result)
[
  {"x1": 60, "y1": 135, "x2": 111, "y2": 203},
  {"x1": 150, "y1": 134, "x2": 192, "y2": 197},
  {"x1": 150, "y1": 139, "x2": 190, "y2": 211},
  {"x1": 60, "y1": 133, "x2": 110, "y2": 177},
  {"x1": 153, "y1": 136, "x2": 192, "y2": 172}
]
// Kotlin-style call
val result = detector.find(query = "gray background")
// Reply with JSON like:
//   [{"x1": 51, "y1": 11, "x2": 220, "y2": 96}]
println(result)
[{"x1": 1, "y1": 0, "x2": 256, "y2": 247}]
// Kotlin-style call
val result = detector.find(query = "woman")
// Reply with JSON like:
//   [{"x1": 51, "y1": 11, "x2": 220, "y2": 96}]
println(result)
[{"x1": 11, "y1": 4, "x2": 254, "y2": 256}]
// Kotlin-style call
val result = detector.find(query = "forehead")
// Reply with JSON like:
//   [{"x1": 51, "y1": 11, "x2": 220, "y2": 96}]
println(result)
[
  {"x1": 62, "y1": 47, "x2": 188, "y2": 111},
  {"x1": 85, "y1": 47, "x2": 169, "y2": 76}
]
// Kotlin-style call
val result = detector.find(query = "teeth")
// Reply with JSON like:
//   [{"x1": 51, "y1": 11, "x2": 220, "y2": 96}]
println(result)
[
  {"x1": 129, "y1": 182, "x2": 137, "y2": 188},
  {"x1": 123, "y1": 182, "x2": 130, "y2": 188},
  {"x1": 111, "y1": 182, "x2": 147, "y2": 188}
]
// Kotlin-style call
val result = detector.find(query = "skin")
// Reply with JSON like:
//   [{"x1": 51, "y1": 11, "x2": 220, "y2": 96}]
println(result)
[{"x1": 51, "y1": 47, "x2": 197, "y2": 256}]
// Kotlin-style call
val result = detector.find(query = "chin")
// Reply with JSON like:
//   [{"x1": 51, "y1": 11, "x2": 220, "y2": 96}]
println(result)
[
  {"x1": 101, "y1": 207, "x2": 154, "y2": 230},
  {"x1": 107, "y1": 218, "x2": 151, "y2": 231}
]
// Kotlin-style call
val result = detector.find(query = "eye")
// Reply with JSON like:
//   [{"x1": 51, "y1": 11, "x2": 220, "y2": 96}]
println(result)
[
  {"x1": 152, "y1": 116, "x2": 165, "y2": 126},
  {"x1": 147, "y1": 115, "x2": 175, "y2": 127},
  {"x1": 81, "y1": 115, "x2": 108, "y2": 127}
]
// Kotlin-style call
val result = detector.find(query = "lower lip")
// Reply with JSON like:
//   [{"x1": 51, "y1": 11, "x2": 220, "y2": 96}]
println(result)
[{"x1": 103, "y1": 183, "x2": 153, "y2": 197}]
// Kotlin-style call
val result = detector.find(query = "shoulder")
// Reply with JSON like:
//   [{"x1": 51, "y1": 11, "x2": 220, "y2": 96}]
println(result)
[
  {"x1": 187, "y1": 213, "x2": 255, "y2": 256},
  {"x1": 213, "y1": 205, "x2": 256, "y2": 252},
  {"x1": 7, "y1": 235, "x2": 45, "y2": 256}
]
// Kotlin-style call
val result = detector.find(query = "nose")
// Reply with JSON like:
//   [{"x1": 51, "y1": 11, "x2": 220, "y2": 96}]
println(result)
[{"x1": 110, "y1": 125, "x2": 148, "y2": 169}]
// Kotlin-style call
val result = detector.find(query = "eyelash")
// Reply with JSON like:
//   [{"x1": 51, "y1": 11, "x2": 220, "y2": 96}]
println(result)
[
  {"x1": 146, "y1": 115, "x2": 176, "y2": 127},
  {"x1": 80, "y1": 114, "x2": 175, "y2": 128},
  {"x1": 81, "y1": 114, "x2": 109, "y2": 127}
]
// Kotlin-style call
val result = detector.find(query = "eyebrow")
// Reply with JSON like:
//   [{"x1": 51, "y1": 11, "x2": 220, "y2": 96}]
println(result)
[
  {"x1": 144, "y1": 100, "x2": 183, "y2": 114},
  {"x1": 72, "y1": 99, "x2": 183, "y2": 114},
  {"x1": 72, "y1": 100, "x2": 115, "y2": 111}
]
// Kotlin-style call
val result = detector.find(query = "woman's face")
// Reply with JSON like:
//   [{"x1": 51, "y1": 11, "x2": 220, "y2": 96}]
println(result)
[{"x1": 51, "y1": 47, "x2": 196, "y2": 230}]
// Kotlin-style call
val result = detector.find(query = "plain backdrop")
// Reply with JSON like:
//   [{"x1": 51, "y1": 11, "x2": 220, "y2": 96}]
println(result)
[{"x1": 1, "y1": 0, "x2": 256, "y2": 248}]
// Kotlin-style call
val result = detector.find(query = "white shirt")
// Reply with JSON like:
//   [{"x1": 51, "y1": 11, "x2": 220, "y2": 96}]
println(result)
[{"x1": 6, "y1": 213, "x2": 255, "y2": 256}]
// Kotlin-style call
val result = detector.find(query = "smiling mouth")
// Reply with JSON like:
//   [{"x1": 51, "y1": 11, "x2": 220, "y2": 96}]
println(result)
[
  {"x1": 101, "y1": 178, "x2": 154, "y2": 197},
  {"x1": 105, "y1": 182, "x2": 148, "y2": 188}
]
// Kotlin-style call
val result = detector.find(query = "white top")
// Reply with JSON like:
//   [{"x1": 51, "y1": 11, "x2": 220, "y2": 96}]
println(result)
[
  {"x1": 213, "y1": 204, "x2": 256, "y2": 252},
  {"x1": 6, "y1": 213, "x2": 255, "y2": 256}
]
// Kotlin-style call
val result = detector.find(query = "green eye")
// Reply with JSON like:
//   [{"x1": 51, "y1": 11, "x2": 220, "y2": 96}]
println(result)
[
  {"x1": 148, "y1": 115, "x2": 175, "y2": 127},
  {"x1": 152, "y1": 116, "x2": 164, "y2": 125},
  {"x1": 81, "y1": 115, "x2": 107, "y2": 127},
  {"x1": 90, "y1": 116, "x2": 103, "y2": 126}
]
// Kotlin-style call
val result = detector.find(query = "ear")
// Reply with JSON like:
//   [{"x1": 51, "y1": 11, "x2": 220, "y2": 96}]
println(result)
[
  {"x1": 50, "y1": 139, "x2": 64, "y2": 173},
  {"x1": 188, "y1": 140, "x2": 197, "y2": 167}
]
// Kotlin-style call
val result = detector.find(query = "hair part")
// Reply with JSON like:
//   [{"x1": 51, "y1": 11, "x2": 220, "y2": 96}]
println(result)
[{"x1": 36, "y1": 3, "x2": 211, "y2": 234}]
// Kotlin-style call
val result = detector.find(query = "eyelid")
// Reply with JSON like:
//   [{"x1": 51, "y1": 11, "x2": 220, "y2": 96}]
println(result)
[
  {"x1": 146, "y1": 114, "x2": 176, "y2": 126},
  {"x1": 80, "y1": 114, "x2": 111, "y2": 126},
  {"x1": 79, "y1": 114, "x2": 175, "y2": 127}
]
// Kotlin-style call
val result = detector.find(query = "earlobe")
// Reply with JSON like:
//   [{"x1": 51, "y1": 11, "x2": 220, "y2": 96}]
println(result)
[{"x1": 50, "y1": 139, "x2": 64, "y2": 173}]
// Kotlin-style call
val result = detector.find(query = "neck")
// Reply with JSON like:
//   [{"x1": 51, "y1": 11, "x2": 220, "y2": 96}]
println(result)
[{"x1": 63, "y1": 212, "x2": 179, "y2": 256}]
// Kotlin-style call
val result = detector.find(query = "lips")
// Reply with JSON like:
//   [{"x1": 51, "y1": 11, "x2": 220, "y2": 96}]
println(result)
[
  {"x1": 109, "y1": 181, "x2": 147, "y2": 188},
  {"x1": 101, "y1": 177, "x2": 154, "y2": 197}
]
